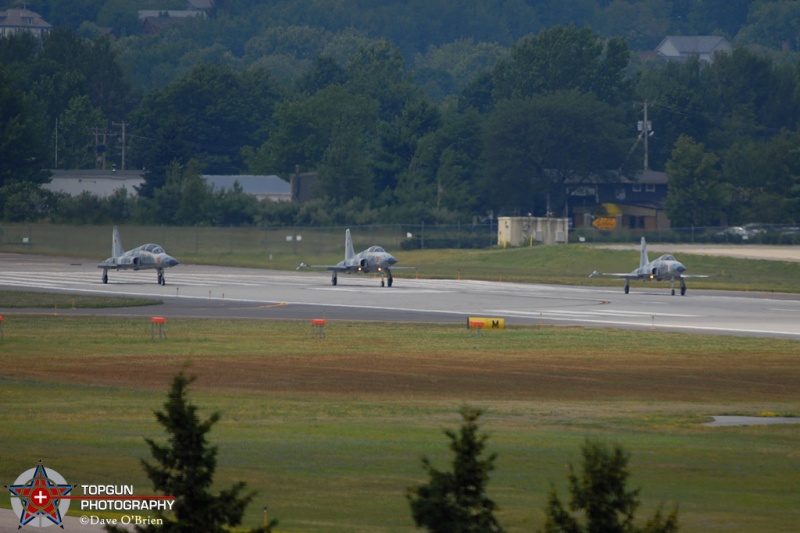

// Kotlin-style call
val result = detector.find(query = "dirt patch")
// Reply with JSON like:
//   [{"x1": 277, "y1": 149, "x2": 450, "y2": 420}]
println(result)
[{"x1": 7, "y1": 351, "x2": 798, "y2": 404}]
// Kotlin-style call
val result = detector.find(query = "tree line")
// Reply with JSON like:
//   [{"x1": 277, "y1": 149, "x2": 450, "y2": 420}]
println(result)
[{"x1": 3, "y1": 3, "x2": 800, "y2": 227}]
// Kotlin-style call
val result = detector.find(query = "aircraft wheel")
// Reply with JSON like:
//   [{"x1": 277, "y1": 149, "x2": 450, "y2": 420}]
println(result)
[
  {"x1": 331, "y1": 273, "x2": 337, "y2": 286},
  {"x1": 102, "y1": 272, "x2": 108, "y2": 284},
  {"x1": 624, "y1": 284, "x2": 629, "y2": 294},
  {"x1": 681, "y1": 286, "x2": 686, "y2": 296},
  {"x1": 387, "y1": 278, "x2": 393, "y2": 287},
  {"x1": 671, "y1": 288, "x2": 676, "y2": 296},
  {"x1": 381, "y1": 280, "x2": 385, "y2": 287}
]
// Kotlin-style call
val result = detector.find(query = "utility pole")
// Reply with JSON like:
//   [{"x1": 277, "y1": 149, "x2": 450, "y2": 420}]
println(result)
[
  {"x1": 637, "y1": 101, "x2": 653, "y2": 171},
  {"x1": 113, "y1": 121, "x2": 128, "y2": 170},
  {"x1": 91, "y1": 127, "x2": 101, "y2": 169},
  {"x1": 102, "y1": 128, "x2": 108, "y2": 169}
]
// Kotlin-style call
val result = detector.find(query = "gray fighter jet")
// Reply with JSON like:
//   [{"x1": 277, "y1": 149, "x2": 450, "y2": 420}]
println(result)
[
  {"x1": 298, "y1": 228, "x2": 403, "y2": 287},
  {"x1": 98, "y1": 226, "x2": 179, "y2": 285},
  {"x1": 590, "y1": 237, "x2": 708, "y2": 295}
]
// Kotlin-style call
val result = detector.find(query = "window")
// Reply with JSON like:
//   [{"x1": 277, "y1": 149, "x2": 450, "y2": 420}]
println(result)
[
  {"x1": 632, "y1": 184, "x2": 642, "y2": 192},
  {"x1": 645, "y1": 183, "x2": 656, "y2": 193}
]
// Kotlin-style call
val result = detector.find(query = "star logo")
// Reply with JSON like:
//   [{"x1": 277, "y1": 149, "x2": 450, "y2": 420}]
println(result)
[{"x1": 7, "y1": 463, "x2": 73, "y2": 529}]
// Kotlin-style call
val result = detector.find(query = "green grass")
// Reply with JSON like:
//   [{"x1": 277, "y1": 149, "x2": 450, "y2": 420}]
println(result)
[
  {"x1": 1, "y1": 316, "x2": 799, "y2": 532},
  {"x1": 0, "y1": 290, "x2": 161, "y2": 308}
]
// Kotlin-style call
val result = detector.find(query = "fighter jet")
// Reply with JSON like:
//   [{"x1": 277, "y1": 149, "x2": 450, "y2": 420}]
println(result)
[
  {"x1": 297, "y1": 228, "x2": 403, "y2": 287},
  {"x1": 590, "y1": 237, "x2": 707, "y2": 295},
  {"x1": 98, "y1": 226, "x2": 179, "y2": 285}
]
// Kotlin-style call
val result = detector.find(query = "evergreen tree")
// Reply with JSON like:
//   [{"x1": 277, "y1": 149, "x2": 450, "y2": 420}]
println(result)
[
  {"x1": 407, "y1": 406, "x2": 504, "y2": 533},
  {"x1": 541, "y1": 439, "x2": 679, "y2": 533},
  {"x1": 107, "y1": 370, "x2": 264, "y2": 532}
]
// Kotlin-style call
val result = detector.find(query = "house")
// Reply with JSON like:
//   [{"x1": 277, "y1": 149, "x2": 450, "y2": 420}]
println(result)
[
  {"x1": 138, "y1": 1, "x2": 211, "y2": 34},
  {"x1": 655, "y1": 36, "x2": 732, "y2": 63},
  {"x1": 44, "y1": 170, "x2": 145, "y2": 198},
  {"x1": 202, "y1": 175, "x2": 291, "y2": 202},
  {"x1": 0, "y1": 8, "x2": 52, "y2": 38},
  {"x1": 571, "y1": 170, "x2": 671, "y2": 232}
]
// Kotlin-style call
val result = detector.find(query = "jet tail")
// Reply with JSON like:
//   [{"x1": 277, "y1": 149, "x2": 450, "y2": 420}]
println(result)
[
  {"x1": 344, "y1": 229, "x2": 355, "y2": 261},
  {"x1": 112, "y1": 226, "x2": 124, "y2": 259},
  {"x1": 639, "y1": 237, "x2": 649, "y2": 270}
]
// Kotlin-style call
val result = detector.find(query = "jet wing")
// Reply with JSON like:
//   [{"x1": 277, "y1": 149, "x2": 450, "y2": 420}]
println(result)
[
  {"x1": 590, "y1": 271, "x2": 641, "y2": 279},
  {"x1": 297, "y1": 263, "x2": 353, "y2": 272}
]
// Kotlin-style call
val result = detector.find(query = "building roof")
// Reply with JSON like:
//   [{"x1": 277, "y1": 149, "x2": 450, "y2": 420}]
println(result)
[
  {"x1": 44, "y1": 170, "x2": 144, "y2": 198},
  {"x1": 138, "y1": 10, "x2": 207, "y2": 20},
  {"x1": 203, "y1": 175, "x2": 291, "y2": 200},
  {"x1": 187, "y1": 0, "x2": 214, "y2": 10},
  {"x1": 0, "y1": 8, "x2": 52, "y2": 31},
  {"x1": 656, "y1": 36, "x2": 732, "y2": 62}
]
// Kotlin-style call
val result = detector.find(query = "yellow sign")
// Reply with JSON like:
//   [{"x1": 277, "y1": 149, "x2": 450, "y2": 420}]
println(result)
[
  {"x1": 592, "y1": 217, "x2": 617, "y2": 231},
  {"x1": 467, "y1": 317, "x2": 505, "y2": 330}
]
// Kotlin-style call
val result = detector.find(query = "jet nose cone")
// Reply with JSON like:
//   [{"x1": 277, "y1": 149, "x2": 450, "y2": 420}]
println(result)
[
  {"x1": 167, "y1": 256, "x2": 180, "y2": 267},
  {"x1": 386, "y1": 255, "x2": 398, "y2": 265},
  {"x1": 675, "y1": 264, "x2": 686, "y2": 273}
]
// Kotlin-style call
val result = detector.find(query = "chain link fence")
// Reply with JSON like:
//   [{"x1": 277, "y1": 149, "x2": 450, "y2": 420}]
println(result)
[
  {"x1": 1, "y1": 222, "x2": 798, "y2": 260},
  {"x1": 0, "y1": 222, "x2": 498, "y2": 259}
]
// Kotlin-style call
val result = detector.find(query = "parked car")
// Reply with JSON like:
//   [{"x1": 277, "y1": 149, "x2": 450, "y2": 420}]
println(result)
[{"x1": 717, "y1": 226, "x2": 751, "y2": 240}]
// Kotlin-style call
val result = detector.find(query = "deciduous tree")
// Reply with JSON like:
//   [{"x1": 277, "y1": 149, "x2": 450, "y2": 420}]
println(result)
[{"x1": 665, "y1": 135, "x2": 723, "y2": 227}]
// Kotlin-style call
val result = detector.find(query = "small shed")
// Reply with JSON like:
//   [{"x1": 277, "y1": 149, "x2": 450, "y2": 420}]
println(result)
[{"x1": 498, "y1": 217, "x2": 569, "y2": 247}]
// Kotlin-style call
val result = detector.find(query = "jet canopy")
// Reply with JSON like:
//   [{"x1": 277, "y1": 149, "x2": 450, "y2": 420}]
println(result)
[
  {"x1": 366, "y1": 246, "x2": 385, "y2": 253},
  {"x1": 139, "y1": 243, "x2": 166, "y2": 254}
]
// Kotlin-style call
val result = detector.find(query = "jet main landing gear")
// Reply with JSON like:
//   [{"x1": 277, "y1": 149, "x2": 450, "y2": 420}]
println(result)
[{"x1": 379, "y1": 268, "x2": 394, "y2": 287}]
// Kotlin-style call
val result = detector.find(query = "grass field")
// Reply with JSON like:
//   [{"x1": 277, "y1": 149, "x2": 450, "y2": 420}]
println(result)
[{"x1": 2, "y1": 315, "x2": 799, "y2": 532}]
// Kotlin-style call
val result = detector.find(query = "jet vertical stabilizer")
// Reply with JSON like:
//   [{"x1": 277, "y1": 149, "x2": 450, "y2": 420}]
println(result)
[
  {"x1": 112, "y1": 226, "x2": 124, "y2": 259},
  {"x1": 344, "y1": 228, "x2": 355, "y2": 261},
  {"x1": 638, "y1": 237, "x2": 649, "y2": 271}
]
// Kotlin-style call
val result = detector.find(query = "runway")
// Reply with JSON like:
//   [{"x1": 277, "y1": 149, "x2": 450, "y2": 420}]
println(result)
[{"x1": 2, "y1": 254, "x2": 800, "y2": 339}]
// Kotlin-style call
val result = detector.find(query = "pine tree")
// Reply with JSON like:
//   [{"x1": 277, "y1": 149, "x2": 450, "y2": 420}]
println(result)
[
  {"x1": 108, "y1": 370, "x2": 260, "y2": 532},
  {"x1": 407, "y1": 406, "x2": 504, "y2": 533},
  {"x1": 541, "y1": 439, "x2": 679, "y2": 533}
]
